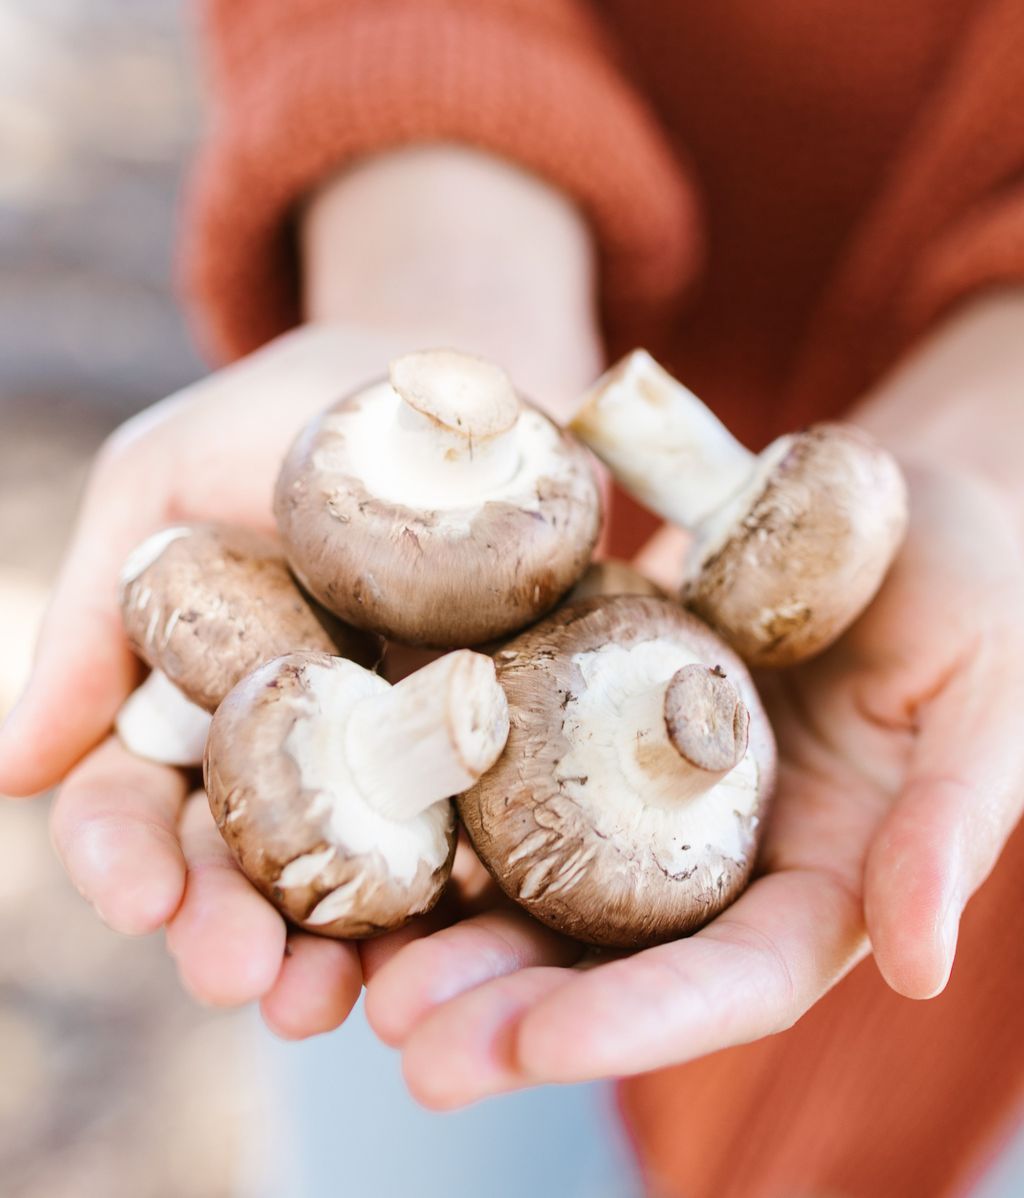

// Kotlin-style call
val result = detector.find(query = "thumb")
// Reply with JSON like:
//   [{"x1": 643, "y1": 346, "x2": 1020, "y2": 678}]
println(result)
[
  {"x1": 865, "y1": 637, "x2": 1024, "y2": 999},
  {"x1": 0, "y1": 456, "x2": 164, "y2": 796}
]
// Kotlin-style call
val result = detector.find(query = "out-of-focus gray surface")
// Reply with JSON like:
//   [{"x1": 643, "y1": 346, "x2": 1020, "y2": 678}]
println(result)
[
  {"x1": 0, "y1": 0, "x2": 204, "y2": 418},
  {"x1": 0, "y1": 5, "x2": 259, "y2": 1197}
]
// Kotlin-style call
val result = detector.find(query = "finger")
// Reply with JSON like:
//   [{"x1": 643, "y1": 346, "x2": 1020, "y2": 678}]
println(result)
[
  {"x1": 358, "y1": 833, "x2": 502, "y2": 985},
  {"x1": 260, "y1": 933, "x2": 363, "y2": 1040},
  {"x1": 866, "y1": 638, "x2": 1024, "y2": 999},
  {"x1": 402, "y1": 968, "x2": 572, "y2": 1110},
  {"x1": 359, "y1": 911, "x2": 451, "y2": 986},
  {"x1": 632, "y1": 523, "x2": 691, "y2": 592},
  {"x1": 0, "y1": 446, "x2": 167, "y2": 796},
  {"x1": 166, "y1": 793, "x2": 287, "y2": 1006},
  {"x1": 512, "y1": 868, "x2": 864, "y2": 1085},
  {"x1": 50, "y1": 736, "x2": 188, "y2": 934},
  {"x1": 365, "y1": 909, "x2": 583, "y2": 1048}
]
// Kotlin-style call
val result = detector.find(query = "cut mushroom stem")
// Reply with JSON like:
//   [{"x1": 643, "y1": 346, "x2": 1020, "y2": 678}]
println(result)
[
  {"x1": 663, "y1": 663, "x2": 749, "y2": 782},
  {"x1": 385, "y1": 350, "x2": 522, "y2": 505},
  {"x1": 625, "y1": 663, "x2": 750, "y2": 807},
  {"x1": 115, "y1": 669, "x2": 212, "y2": 767},
  {"x1": 572, "y1": 350, "x2": 763, "y2": 527},
  {"x1": 345, "y1": 649, "x2": 510, "y2": 822}
]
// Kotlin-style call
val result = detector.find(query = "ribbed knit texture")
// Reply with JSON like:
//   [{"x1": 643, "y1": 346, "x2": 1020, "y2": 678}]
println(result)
[
  {"x1": 183, "y1": 0, "x2": 699, "y2": 362},
  {"x1": 183, "y1": 2, "x2": 1024, "y2": 1195},
  {"x1": 782, "y1": 0, "x2": 1024, "y2": 429}
]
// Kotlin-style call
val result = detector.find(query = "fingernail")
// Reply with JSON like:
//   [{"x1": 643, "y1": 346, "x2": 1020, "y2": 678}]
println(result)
[
  {"x1": 933, "y1": 890, "x2": 963, "y2": 993},
  {"x1": 940, "y1": 902, "x2": 961, "y2": 965},
  {"x1": 0, "y1": 689, "x2": 28, "y2": 744},
  {"x1": 0, "y1": 693, "x2": 32, "y2": 794}
]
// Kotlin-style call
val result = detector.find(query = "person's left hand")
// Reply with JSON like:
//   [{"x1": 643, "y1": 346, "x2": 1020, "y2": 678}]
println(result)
[{"x1": 359, "y1": 461, "x2": 1024, "y2": 1108}]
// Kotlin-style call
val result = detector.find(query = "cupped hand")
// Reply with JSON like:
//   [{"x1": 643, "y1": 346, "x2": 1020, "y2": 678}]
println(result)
[
  {"x1": 0, "y1": 144, "x2": 606, "y2": 1038},
  {"x1": 0, "y1": 323, "x2": 433, "y2": 1036},
  {"x1": 0, "y1": 314, "x2": 600, "y2": 1037},
  {"x1": 361, "y1": 462, "x2": 1024, "y2": 1107}
]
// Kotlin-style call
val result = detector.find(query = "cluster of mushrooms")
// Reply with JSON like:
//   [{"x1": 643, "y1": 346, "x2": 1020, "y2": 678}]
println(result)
[{"x1": 117, "y1": 349, "x2": 907, "y2": 948}]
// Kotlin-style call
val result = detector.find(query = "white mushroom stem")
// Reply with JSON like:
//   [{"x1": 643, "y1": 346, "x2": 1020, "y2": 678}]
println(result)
[
  {"x1": 571, "y1": 350, "x2": 761, "y2": 528},
  {"x1": 115, "y1": 669, "x2": 212, "y2": 767},
  {"x1": 345, "y1": 649, "x2": 510, "y2": 822},
  {"x1": 620, "y1": 663, "x2": 750, "y2": 807},
  {"x1": 384, "y1": 350, "x2": 521, "y2": 502}
]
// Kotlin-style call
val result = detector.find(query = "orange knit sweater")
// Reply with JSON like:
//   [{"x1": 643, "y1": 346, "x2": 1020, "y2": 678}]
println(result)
[{"x1": 183, "y1": 3, "x2": 1024, "y2": 1195}]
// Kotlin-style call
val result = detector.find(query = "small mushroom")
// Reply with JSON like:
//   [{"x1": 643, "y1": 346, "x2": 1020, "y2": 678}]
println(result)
[
  {"x1": 117, "y1": 523, "x2": 378, "y2": 766},
  {"x1": 571, "y1": 351, "x2": 909, "y2": 666},
  {"x1": 274, "y1": 348, "x2": 603, "y2": 647},
  {"x1": 566, "y1": 558, "x2": 665, "y2": 603},
  {"x1": 458, "y1": 596, "x2": 776, "y2": 948},
  {"x1": 204, "y1": 648, "x2": 510, "y2": 938}
]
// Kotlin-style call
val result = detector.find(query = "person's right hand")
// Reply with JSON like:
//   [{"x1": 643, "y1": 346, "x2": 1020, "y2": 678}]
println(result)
[{"x1": 0, "y1": 323, "x2": 456, "y2": 1038}]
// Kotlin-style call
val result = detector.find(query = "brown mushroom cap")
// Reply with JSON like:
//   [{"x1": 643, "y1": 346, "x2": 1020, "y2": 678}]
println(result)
[
  {"x1": 458, "y1": 596, "x2": 776, "y2": 948},
  {"x1": 273, "y1": 355, "x2": 602, "y2": 648},
  {"x1": 119, "y1": 523, "x2": 379, "y2": 711},
  {"x1": 684, "y1": 424, "x2": 908, "y2": 666},
  {"x1": 205, "y1": 652, "x2": 458, "y2": 938},
  {"x1": 566, "y1": 559, "x2": 665, "y2": 603}
]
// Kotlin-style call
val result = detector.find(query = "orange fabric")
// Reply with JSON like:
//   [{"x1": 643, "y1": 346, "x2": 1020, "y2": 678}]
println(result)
[
  {"x1": 183, "y1": 2, "x2": 1024, "y2": 1195},
  {"x1": 619, "y1": 819, "x2": 1024, "y2": 1198},
  {"x1": 183, "y1": 0, "x2": 698, "y2": 363}
]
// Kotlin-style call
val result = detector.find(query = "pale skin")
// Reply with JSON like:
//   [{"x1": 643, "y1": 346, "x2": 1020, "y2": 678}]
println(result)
[{"x1": 1, "y1": 146, "x2": 1023, "y2": 1101}]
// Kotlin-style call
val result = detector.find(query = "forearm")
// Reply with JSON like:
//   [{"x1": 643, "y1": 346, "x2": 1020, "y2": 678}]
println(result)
[
  {"x1": 300, "y1": 144, "x2": 604, "y2": 421},
  {"x1": 852, "y1": 290, "x2": 1024, "y2": 534}
]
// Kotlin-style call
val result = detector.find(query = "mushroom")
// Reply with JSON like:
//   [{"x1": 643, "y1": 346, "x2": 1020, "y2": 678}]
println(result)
[
  {"x1": 566, "y1": 558, "x2": 665, "y2": 603},
  {"x1": 458, "y1": 596, "x2": 776, "y2": 948},
  {"x1": 204, "y1": 648, "x2": 510, "y2": 938},
  {"x1": 117, "y1": 523, "x2": 378, "y2": 766},
  {"x1": 403, "y1": 559, "x2": 663, "y2": 669},
  {"x1": 571, "y1": 351, "x2": 909, "y2": 666},
  {"x1": 274, "y1": 348, "x2": 602, "y2": 647}
]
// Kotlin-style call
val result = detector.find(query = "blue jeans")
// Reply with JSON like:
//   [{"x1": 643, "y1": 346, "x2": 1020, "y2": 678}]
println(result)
[{"x1": 252, "y1": 997, "x2": 642, "y2": 1198}]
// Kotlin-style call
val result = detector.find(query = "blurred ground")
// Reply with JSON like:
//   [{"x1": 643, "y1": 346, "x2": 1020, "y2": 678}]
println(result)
[{"x1": 0, "y1": 3, "x2": 259, "y2": 1195}]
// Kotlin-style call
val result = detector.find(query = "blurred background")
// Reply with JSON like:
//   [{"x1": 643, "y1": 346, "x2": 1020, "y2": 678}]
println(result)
[
  {"x1": 3, "y1": 4, "x2": 1024, "y2": 1197},
  {"x1": 0, "y1": 3, "x2": 266, "y2": 1195},
  {"x1": 0, "y1": 7, "x2": 637, "y2": 1198}
]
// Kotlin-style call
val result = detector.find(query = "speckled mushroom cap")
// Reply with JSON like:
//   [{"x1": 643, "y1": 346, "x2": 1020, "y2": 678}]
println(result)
[
  {"x1": 683, "y1": 424, "x2": 908, "y2": 666},
  {"x1": 459, "y1": 596, "x2": 776, "y2": 949},
  {"x1": 205, "y1": 650, "x2": 508, "y2": 938},
  {"x1": 273, "y1": 349, "x2": 602, "y2": 648},
  {"x1": 119, "y1": 523, "x2": 379, "y2": 711}
]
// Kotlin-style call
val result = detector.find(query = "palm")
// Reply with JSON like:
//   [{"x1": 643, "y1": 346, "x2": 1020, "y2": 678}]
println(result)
[{"x1": 359, "y1": 464, "x2": 1024, "y2": 1108}]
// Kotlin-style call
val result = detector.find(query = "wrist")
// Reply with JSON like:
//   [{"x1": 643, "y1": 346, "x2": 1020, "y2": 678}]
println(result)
[
  {"x1": 851, "y1": 290, "x2": 1024, "y2": 530},
  {"x1": 299, "y1": 144, "x2": 603, "y2": 420}
]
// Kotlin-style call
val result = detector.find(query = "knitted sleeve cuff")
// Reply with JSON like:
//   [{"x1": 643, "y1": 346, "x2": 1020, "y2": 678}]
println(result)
[
  {"x1": 897, "y1": 184, "x2": 1024, "y2": 348},
  {"x1": 181, "y1": 0, "x2": 700, "y2": 362}
]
